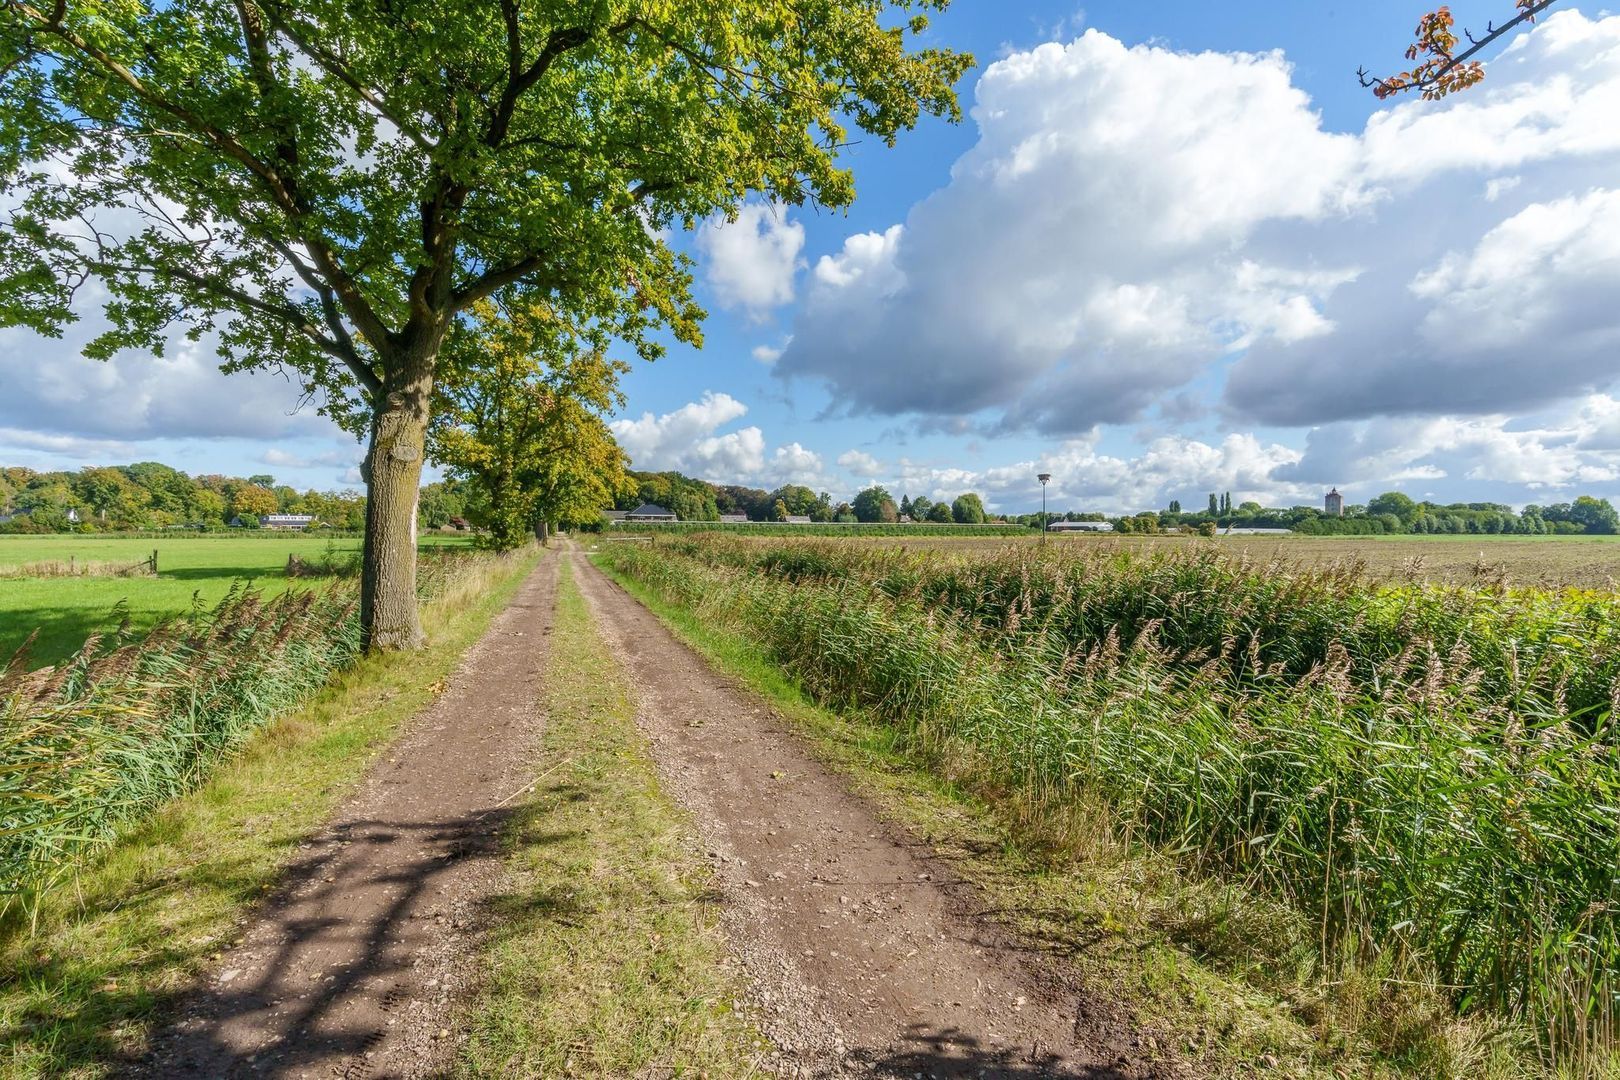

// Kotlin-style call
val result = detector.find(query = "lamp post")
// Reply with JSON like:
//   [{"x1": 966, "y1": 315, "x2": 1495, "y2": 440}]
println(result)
[{"x1": 1037, "y1": 473, "x2": 1051, "y2": 545}]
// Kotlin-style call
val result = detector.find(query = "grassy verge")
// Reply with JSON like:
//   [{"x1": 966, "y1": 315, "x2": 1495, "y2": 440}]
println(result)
[
  {"x1": 0, "y1": 534, "x2": 474, "y2": 669},
  {"x1": 456, "y1": 555, "x2": 762, "y2": 1078},
  {"x1": 592, "y1": 556, "x2": 1549, "y2": 1080},
  {"x1": 0, "y1": 548, "x2": 541, "y2": 1079}
]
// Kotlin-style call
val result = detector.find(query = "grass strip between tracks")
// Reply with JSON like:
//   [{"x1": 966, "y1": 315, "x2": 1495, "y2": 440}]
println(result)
[{"x1": 456, "y1": 554, "x2": 764, "y2": 1078}]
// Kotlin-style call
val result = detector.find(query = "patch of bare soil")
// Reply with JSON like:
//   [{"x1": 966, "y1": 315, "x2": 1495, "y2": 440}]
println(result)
[
  {"x1": 571, "y1": 545, "x2": 1179, "y2": 1080},
  {"x1": 139, "y1": 554, "x2": 558, "y2": 1079}
]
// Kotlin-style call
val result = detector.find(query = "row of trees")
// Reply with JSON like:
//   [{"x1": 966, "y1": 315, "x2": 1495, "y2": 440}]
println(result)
[
  {"x1": 18, "y1": 458, "x2": 1614, "y2": 542},
  {"x1": 1357, "y1": 492, "x2": 1620, "y2": 535},
  {"x1": 613, "y1": 477, "x2": 993, "y2": 526},
  {"x1": 427, "y1": 301, "x2": 635, "y2": 551},
  {"x1": 1015, "y1": 492, "x2": 1620, "y2": 537},
  {"x1": 628, "y1": 472, "x2": 723, "y2": 523},
  {"x1": 0, "y1": 464, "x2": 367, "y2": 532}
]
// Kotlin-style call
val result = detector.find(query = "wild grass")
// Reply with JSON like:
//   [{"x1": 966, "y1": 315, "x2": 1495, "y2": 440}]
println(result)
[
  {"x1": 0, "y1": 557, "x2": 156, "y2": 579},
  {"x1": 0, "y1": 584, "x2": 362, "y2": 911},
  {"x1": 457, "y1": 556, "x2": 762, "y2": 1077},
  {"x1": 891, "y1": 532, "x2": 1620, "y2": 591},
  {"x1": 0, "y1": 543, "x2": 486, "y2": 911},
  {"x1": 0, "y1": 547, "x2": 539, "y2": 1079},
  {"x1": 598, "y1": 535, "x2": 1620, "y2": 1077},
  {"x1": 596, "y1": 557, "x2": 1478, "y2": 1077}
]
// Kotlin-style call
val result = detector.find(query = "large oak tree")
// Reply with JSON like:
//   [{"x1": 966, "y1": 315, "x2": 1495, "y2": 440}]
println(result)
[{"x1": 0, "y1": 0, "x2": 969, "y2": 647}]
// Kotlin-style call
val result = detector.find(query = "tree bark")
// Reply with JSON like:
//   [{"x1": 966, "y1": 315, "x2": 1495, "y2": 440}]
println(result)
[
  {"x1": 534, "y1": 519, "x2": 549, "y2": 546},
  {"x1": 360, "y1": 366, "x2": 432, "y2": 650}
]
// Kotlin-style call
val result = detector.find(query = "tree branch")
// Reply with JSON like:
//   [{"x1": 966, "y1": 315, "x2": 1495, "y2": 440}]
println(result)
[
  {"x1": 264, "y1": 237, "x2": 382, "y2": 397},
  {"x1": 483, "y1": 17, "x2": 638, "y2": 149},
  {"x1": 89, "y1": 255, "x2": 366, "y2": 375},
  {"x1": 484, "y1": 24, "x2": 589, "y2": 148},
  {"x1": 262, "y1": 6, "x2": 440, "y2": 154},
  {"x1": 1359, "y1": 0, "x2": 1558, "y2": 98},
  {"x1": 14, "y1": 0, "x2": 398, "y2": 355},
  {"x1": 449, "y1": 253, "x2": 548, "y2": 310},
  {"x1": 448, "y1": 174, "x2": 687, "y2": 310},
  {"x1": 15, "y1": 1, "x2": 291, "y2": 192}
]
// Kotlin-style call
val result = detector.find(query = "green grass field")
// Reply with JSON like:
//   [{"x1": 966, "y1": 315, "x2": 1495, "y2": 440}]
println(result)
[
  {"x1": 0, "y1": 533, "x2": 473, "y2": 669},
  {"x1": 748, "y1": 531, "x2": 1620, "y2": 589}
]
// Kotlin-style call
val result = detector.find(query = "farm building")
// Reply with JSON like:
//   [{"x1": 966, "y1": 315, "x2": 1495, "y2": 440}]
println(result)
[
  {"x1": 784, "y1": 515, "x2": 813, "y2": 524},
  {"x1": 719, "y1": 513, "x2": 749, "y2": 524},
  {"x1": 601, "y1": 509, "x2": 628, "y2": 522},
  {"x1": 1224, "y1": 527, "x2": 1293, "y2": 536},
  {"x1": 1048, "y1": 520, "x2": 1114, "y2": 533},
  {"x1": 625, "y1": 503, "x2": 677, "y2": 522},
  {"x1": 260, "y1": 513, "x2": 316, "y2": 529}
]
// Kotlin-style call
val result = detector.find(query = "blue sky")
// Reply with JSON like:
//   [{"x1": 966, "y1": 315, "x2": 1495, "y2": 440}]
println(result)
[{"x1": 4, "y1": 2, "x2": 1619, "y2": 514}]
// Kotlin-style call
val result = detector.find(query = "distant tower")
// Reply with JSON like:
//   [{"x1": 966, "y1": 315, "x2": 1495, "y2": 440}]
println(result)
[{"x1": 1325, "y1": 488, "x2": 1344, "y2": 517}]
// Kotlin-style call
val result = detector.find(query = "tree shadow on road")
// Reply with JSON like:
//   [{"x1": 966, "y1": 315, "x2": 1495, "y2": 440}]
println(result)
[
  {"x1": 120, "y1": 803, "x2": 535, "y2": 1078},
  {"x1": 860, "y1": 1024, "x2": 1136, "y2": 1079}
]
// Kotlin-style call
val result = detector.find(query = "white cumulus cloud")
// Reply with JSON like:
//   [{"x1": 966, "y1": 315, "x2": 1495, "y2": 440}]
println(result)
[
  {"x1": 610, "y1": 393, "x2": 828, "y2": 489},
  {"x1": 695, "y1": 200, "x2": 805, "y2": 317},
  {"x1": 766, "y1": 442, "x2": 828, "y2": 487},
  {"x1": 0, "y1": 307, "x2": 335, "y2": 442},
  {"x1": 777, "y1": 28, "x2": 1365, "y2": 431},
  {"x1": 778, "y1": 10, "x2": 1620, "y2": 435},
  {"x1": 751, "y1": 339, "x2": 789, "y2": 365},
  {"x1": 885, "y1": 431, "x2": 1308, "y2": 515},
  {"x1": 837, "y1": 449, "x2": 882, "y2": 477},
  {"x1": 1277, "y1": 401, "x2": 1620, "y2": 494}
]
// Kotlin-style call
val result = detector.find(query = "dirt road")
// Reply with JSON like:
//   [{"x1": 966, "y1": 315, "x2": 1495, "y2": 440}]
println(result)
[
  {"x1": 140, "y1": 541, "x2": 1159, "y2": 1078},
  {"x1": 141, "y1": 553, "x2": 558, "y2": 1079},
  {"x1": 571, "y1": 545, "x2": 1157, "y2": 1079}
]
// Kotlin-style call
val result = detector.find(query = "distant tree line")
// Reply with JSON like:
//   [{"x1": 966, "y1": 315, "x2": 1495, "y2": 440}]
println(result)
[
  {"x1": 1005, "y1": 490, "x2": 1620, "y2": 537},
  {"x1": 22, "y1": 463, "x2": 1609, "y2": 543},
  {"x1": 0, "y1": 463, "x2": 369, "y2": 532},
  {"x1": 615, "y1": 473, "x2": 835, "y2": 523},
  {"x1": 610, "y1": 475, "x2": 995, "y2": 526},
  {"x1": 0, "y1": 461, "x2": 575, "y2": 537}
]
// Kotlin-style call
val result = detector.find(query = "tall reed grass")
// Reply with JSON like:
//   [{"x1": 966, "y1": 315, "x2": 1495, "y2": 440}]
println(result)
[
  {"x1": 0, "y1": 545, "x2": 491, "y2": 910},
  {"x1": 601, "y1": 535, "x2": 1620, "y2": 1072}
]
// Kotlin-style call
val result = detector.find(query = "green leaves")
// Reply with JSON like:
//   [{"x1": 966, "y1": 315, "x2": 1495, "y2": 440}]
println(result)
[
  {"x1": 1, "y1": 0, "x2": 969, "y2": 402},
  {"x1": 429, "y1": 299, "x2": 633, "y2": 550},
  {"x1": 2, "y1": 0, "x2": 968, "y2": 637}
]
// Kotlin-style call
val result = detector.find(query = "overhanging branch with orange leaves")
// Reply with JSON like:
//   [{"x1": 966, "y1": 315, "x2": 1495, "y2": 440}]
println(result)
[{"x1": 1359, "y1": 0, "x2": 1559, "y2": 99}]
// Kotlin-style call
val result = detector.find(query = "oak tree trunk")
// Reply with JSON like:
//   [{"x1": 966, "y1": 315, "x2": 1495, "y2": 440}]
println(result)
[
  {"x1": 360, "y1": 366, "x2": 432, "y2": 650},
  {"x1": 534, "y1": 519, "x2": 549, "y2": 546}
]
